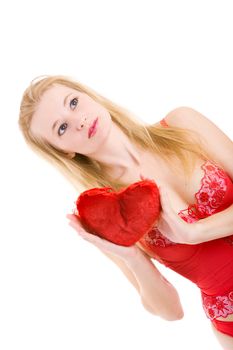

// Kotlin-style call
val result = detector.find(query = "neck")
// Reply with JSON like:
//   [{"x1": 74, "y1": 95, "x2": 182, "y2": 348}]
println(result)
[{"x1": 87, "y1": 123, "x2": 143, "y2": 178}]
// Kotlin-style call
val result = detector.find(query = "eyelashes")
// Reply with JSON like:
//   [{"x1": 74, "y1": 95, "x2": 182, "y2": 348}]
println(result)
[
  {"x1": 58, "y1": 97, "x2": 79, "y2": 136},
  {"x1": 70, "y1": 97, "x2": 79, "y2": 110},
  {"x1": 58, "y1": 122, "x2": 68, "y2": 136}
]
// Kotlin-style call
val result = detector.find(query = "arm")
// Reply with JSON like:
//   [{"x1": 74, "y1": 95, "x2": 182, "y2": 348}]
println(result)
[
  {"x1": 102, "y1": 251, "x2": 141, "y2": 293},
  {"x1": 102, "y1": 250, "x2": 184, "y2": 321},
  {"x1": 196, "y1": 204, "x2": 233, "y2": 242},
  {"x1": 67, "y1": 214, "x2": 183, "y2": 320},
  {"x1": 160, "y1": 107, "x2": 233, "y2": 244},
  {"x1": 153, "y1": 187, "x2": 233, "y2": 244}
]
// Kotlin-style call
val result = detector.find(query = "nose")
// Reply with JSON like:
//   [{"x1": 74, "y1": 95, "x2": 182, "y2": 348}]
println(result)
[{"x1": 76, "y1": 116, "x2": 87, "y2": 130}]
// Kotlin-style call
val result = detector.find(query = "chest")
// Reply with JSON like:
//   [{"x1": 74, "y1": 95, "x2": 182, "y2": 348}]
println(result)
[
  {"x1": 119, "y1": 153, "x2": 225, "y2": 215},
  {"x1": 119, "y1": 154, "x2": 230, "y2": 258}
]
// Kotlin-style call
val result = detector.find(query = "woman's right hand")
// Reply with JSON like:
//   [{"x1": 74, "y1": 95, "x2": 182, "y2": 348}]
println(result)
[{"x1": 66, "y1": 213, "x2": 141, "y2": 262}]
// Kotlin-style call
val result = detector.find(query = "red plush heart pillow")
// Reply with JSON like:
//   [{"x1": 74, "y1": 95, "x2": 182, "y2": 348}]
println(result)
[{"x1": 75, "y1": 179, "x2": 161, "y2": 246}]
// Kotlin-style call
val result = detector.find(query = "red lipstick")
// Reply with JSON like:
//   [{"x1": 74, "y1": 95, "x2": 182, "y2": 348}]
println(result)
[{"x1": 88, "y1": 118, "x2": 98, "y2": 138}]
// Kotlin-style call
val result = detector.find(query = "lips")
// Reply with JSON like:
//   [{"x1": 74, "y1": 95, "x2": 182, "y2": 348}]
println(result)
[{"x1": 88, "y1": 118, "x2": 98, "y2": 138}]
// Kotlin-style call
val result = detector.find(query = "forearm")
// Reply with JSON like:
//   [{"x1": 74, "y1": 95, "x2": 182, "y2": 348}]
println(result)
[
  {"x1": 196, "y1": 204, "x2": 233, "y2": 243},
  {"x1": 125, "y1": 251, "x2": 184, "y2": 321}
]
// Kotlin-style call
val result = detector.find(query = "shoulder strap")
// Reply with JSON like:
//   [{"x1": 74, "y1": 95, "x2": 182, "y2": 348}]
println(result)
[{"x1": 159, "y1": 118, "x2": 169, "y2": 127}]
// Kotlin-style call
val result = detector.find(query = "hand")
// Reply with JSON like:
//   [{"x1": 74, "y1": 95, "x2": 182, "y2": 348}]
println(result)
[
  {"x1": 66, "y1": 213, "x2": 141, "y2": 262},
  {"x1": 156, "y1": 186, "x2": 198, "y2": 244}
]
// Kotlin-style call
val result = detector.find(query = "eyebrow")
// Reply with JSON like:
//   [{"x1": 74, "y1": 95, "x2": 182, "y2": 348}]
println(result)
[
  {"x1": 52, "y1": 120, "x2": 59, "y2": 133},
  {"x1": 52, "y1": 93, "x2": 72, "y2": 133}
]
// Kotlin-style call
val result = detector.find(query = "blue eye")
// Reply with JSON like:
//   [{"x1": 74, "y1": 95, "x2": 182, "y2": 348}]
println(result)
[
  {"x1": 58, "y1": 122, "x2": 68, "y2": 136},
  {"x1": 70, "y1": 97, "x2": 78, "y2": 110}
]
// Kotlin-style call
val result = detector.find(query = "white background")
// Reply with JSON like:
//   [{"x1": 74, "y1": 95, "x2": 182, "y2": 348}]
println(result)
[{"x1": 1, "y1": 1, "x2": 232, "y2": 349}]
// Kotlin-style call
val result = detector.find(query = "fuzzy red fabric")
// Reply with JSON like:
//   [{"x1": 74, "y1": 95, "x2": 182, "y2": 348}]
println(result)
[{"x1": 75, "y1": 179, "x2": 161, "y2": 246}]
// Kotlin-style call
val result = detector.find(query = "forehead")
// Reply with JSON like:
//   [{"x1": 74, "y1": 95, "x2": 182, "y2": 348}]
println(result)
[
  {"x1": 30, "y1": 84, "x2": 79, "y2": 138},
  {"x1": 37, "y1": 84, "x2": 79, "y2": 113}
]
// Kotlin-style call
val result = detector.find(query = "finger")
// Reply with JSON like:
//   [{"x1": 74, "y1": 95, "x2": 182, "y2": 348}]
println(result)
[
  {"x1": 67, "y1": 219, "x2": 83, "y2": 232},
  {"x1": 159, "y1": 187, "x2": 170, "y2": 211},
  {"x1": 68, "y1": 221, "x2": 102, "y2": 243},
  {"x1": 68, "y1": 223, "x2": 93, "y2": 242},
  {"x1": 160, "y1": 188, "x2": 177, "y2": 216},
  {"x1": 66, "y1": 213, "x2": 80, "y2": 221},
  {"x1": 68, "y1": 221, "x2": 85, "y2": 234}
]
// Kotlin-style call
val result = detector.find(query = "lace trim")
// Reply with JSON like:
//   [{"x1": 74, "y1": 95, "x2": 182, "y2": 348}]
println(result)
[
  {"x1": 143, "y1": 225, "x2": 176, "y2": 247},
  {"x1": 159, "y1": 118, "x2": 169, "y2": 128},
  {"x1": 142, "y1": 160, "x2": 228, "y2": 248},
  {"x1": 201, "y1": 291, "x2": 233, "y2": 320},
  {"x1": 178, "y1": 160, "x2": 227, "y2": 222},
  {"x1": 224, "y1": 236, "x2": 233, "y2": 245}
]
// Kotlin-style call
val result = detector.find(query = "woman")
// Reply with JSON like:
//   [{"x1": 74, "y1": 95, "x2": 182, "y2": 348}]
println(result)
[{"x1": 18, "y1": 75, "x2": 233, "y2": 349}]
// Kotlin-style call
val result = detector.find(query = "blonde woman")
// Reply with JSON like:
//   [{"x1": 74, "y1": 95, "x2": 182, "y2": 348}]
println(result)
[{"x1": 19, "y1": 75, "x2": 233, "y2": 349}]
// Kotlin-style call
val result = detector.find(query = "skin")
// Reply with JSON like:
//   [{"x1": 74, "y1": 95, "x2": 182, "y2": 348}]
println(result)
[
  {"x1": 31, "y1": 88, "x2": 233, "y2": 347},
  {"x1": 30, "y1": 84, "x2": 144, "y2": 177}
]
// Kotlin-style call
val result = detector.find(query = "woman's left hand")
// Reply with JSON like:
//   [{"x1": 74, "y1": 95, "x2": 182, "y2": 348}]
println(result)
[
  {"x1": 156, "y1": 186, "x2": 199, "y2": 244},
  {"x1": 66, "y1": 213, "x2": 142, "y2": 262}
]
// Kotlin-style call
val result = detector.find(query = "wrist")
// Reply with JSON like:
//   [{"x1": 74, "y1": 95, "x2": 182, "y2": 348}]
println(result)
[
  {"x1": 125, "y1": 247, "x2": 150, "y2": 268},
  {"x1": 189, "y1": 221, "x2": 203, "y2": 244}
]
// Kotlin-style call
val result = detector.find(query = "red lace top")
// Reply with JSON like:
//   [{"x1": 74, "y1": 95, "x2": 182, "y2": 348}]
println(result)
[{"x1": 138, "y1": 118, "x2": 233, "y2": 321}]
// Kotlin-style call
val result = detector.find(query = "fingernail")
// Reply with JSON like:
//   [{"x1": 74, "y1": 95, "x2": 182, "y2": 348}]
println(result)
[{"x1": 66, "y1": 214, "x2": 73, "y2": 219}]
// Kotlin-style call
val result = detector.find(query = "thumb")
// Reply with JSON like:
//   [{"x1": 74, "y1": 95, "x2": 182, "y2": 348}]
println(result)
[{"x1": 158, "y1": 186, "x2": 170, "y2": 211}]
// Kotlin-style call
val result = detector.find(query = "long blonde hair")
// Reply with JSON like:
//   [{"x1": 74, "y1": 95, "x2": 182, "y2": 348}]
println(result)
[{"x1": 18, "y1": 75, "x2": 210, "y2": 193}]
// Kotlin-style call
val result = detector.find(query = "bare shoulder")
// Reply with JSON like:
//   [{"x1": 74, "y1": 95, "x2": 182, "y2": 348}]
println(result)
[
  {"x1": 163, "y1": 106, "x2": 228, "y2": 133},
  {"x1": 163, "y1": 106, "x2": 233, "y2": 179}
]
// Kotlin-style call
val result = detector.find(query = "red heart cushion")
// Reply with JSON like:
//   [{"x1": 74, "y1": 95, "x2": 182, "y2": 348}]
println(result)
[{"x1": 75, "y1": 179, "x2": 161, "y2": 246}]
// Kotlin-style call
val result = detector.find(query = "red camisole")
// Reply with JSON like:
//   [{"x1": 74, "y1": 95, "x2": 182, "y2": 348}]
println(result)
[{"x1": 138, "y1": 118, "x2": 233, "y2": 321}]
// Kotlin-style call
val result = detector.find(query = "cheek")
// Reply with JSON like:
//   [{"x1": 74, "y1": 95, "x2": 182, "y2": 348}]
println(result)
[{"x1": 68, "y1": 130, "x2": 86, "y2": 148}]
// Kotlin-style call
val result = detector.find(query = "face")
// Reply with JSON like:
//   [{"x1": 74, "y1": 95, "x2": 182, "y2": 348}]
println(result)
[{"x1": 30, "y1": 84, "x2": 112, "y2": 156}]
